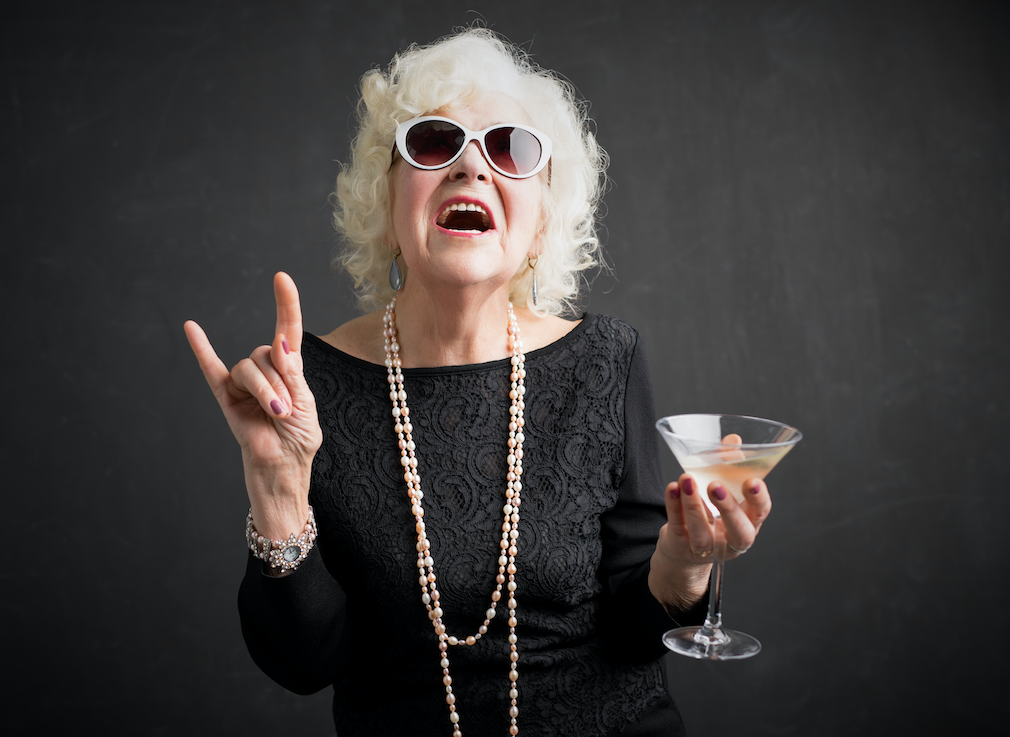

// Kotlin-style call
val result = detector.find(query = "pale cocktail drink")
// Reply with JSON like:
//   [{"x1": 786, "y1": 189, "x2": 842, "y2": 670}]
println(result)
[
  {"x1": 679, "y1": 445, "x2": 794, "y2": 512},
  {"x1": 655, "y1": 413, "x2": 802, "y2": 660}
]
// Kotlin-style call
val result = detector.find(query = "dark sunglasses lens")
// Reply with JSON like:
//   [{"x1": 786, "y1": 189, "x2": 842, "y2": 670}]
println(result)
[
  {"x1": 485, "y1": 127, "x2": 542, "y2": 176},
  {"x1": 405, "y1": 120, "x2": 465, "y2": 167}
]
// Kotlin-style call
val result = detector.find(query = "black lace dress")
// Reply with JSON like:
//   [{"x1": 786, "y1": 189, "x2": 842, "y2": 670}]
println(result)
[{"x1": 238, "y1": 315, "x2": 707, "y2": 736}]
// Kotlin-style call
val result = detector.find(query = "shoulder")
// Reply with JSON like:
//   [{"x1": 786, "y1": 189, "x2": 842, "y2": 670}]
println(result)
[
  {"x1": 516, "y1": 310, "x2": 583, "y2": 352},
  {"x1": 316, "y1": 310, "x2": 387, "y2": 365},
  {"x1": 577, "y1": 314, "x2": 642, "y2": 356}
]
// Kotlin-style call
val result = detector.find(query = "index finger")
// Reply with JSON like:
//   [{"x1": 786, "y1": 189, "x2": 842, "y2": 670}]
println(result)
[{"x1": 274, "y1": 272, "x2": 303, "y2": 353}]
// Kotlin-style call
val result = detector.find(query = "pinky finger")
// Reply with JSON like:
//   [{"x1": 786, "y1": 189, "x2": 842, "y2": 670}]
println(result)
[{"x1": 664, "y1": 481, "x2": 684, "y2": 527}]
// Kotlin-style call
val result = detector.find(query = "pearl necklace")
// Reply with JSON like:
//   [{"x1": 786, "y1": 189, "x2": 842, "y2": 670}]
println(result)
[{"x1": 383, "y1": 298, "x2": 525, "y2": 737}]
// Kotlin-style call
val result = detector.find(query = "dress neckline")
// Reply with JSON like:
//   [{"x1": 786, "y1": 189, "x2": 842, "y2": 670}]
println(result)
[{"x1": 304, "y1": 313, "x2": 591, "y2": 376}]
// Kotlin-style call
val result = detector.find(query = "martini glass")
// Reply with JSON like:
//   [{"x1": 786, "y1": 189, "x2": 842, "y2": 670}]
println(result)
[{"x1": 655, "y1": 413, "x2": 802, "y2": 660}]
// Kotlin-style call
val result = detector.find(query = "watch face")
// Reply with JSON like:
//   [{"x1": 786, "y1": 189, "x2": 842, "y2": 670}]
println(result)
[{"x1": 282, "y1": 545, "x2": 302, "y2": 563}]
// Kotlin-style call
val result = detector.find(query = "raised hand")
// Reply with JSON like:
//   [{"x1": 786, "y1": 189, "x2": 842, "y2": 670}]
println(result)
[
  {"x1": 184, "y1": 272, "x2": 322, "y2": 540},
  {"x1": 649, "y1": 434, "x2": 773, "y2": 613}
]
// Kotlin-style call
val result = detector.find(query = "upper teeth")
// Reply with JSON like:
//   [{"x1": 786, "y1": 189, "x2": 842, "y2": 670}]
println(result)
[{"x1": 443, "y1": 202, "x2": 485, "y2": 217}]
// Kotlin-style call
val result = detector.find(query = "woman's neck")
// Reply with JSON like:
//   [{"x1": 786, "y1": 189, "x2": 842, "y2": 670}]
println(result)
[{"x1": 391, "y1": 285, "x2": 514, "y2": 368}]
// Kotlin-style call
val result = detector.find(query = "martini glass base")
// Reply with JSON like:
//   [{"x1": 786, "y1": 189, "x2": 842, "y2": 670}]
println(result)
[{"x1": 662, "y1": 626, "x2": 762, "y2": 660}]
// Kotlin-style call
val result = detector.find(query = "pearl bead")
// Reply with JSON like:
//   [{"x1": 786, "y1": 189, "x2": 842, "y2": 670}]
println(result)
[{"x1": 384, "y1": 297, "x2": 522, "y2": 732}]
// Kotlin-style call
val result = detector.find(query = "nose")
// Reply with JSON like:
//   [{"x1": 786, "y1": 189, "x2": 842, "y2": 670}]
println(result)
[{"x1": 447, "y1": 140, "x2": 491, "y2": 181}]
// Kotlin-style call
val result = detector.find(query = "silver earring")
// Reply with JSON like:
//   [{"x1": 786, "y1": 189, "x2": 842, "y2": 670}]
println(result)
[
  {"x1": 529, "y1": 256, "x2": 539, "y2": 307},
  {"x1": 389, "y1": 249, "x2": 403, "y2": 291}
]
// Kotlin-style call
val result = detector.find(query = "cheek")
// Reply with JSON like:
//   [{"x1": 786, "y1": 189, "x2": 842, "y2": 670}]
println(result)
[
  {"x1": 391, "y1": 181, "x2": 432, "y2": 237},
  {"x1": 509, "y1": 189, "x2": 544, "y2": 237}
]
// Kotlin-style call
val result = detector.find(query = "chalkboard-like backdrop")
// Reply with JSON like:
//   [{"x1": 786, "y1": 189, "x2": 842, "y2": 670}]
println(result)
[{"x1": 4, "y1": 1, "x2": 1007, "y2": 733}]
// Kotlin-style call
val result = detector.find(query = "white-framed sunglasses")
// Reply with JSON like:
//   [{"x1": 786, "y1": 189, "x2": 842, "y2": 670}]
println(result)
[{"x1": 393, "y1": 116, "x2": 552, "y2": 179}]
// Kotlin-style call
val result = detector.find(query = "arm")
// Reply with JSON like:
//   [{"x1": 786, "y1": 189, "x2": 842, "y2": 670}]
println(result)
[
  {"x1": 599, "y1": 336, "x2": 708, "y2": 662},
  {"x1": 185, "y1": 273, "x2": 339, "y2": 691}
]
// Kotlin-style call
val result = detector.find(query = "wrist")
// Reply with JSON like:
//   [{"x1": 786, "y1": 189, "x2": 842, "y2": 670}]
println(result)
[
  {"x1": 648, "y1": 553, "x2": 711, "y2": 614},
  {"x1": 246, "y1": 505, "x2": 317, "y2": 573},
  {"x1": 243, "y1": 464, "x2": 312, "y2": 540},
  {"x1": 248, "y1": 495, "x2": 311, "y2": 541}
]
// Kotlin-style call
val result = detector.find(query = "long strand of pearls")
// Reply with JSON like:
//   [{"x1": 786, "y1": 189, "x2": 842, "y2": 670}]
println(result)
[{"x1": 383, "y1": 299, "x2": 525, "y2": 737}]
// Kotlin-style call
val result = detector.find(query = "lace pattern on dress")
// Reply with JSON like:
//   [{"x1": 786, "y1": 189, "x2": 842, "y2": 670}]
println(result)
[{"x1": 304, "y1": 315, "x2": 671, "y2": 736}]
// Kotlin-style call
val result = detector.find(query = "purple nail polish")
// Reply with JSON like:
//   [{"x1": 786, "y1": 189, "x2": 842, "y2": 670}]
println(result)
[
  {"x1": 750, "y1": 485, "x2": 761, "y2": 495},
  {"x1": 711, "y1": 484, "x2": 727, "y2": 501},
  {"x1": 670, "y1": 485, "x2": 680, "y2": 500},
  {"x1": 682, "y1": 477, "x2": 694, "y2": 496},
  {"x1": 270, "y1": 399, "x2": 284, "y2": 416},
  {"x1": 282, "y1": 338, "x2": 290, "y2": 355}
]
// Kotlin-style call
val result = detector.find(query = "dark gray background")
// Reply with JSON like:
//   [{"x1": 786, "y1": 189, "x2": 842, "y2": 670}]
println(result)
[{"x1": 5, "y1": 0, "x2": 1008, "y2": 733}]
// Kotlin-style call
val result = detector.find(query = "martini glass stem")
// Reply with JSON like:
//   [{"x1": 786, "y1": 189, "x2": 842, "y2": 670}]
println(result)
[{"x1": 696, "y1": 536, "x2": 730, "y2": 647}]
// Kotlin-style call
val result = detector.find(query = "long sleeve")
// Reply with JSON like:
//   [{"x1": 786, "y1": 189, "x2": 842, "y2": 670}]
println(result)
[
  {"x1": 598, "y1": 334, "x2": 708, "y2": 662},
  {"x1": 237, "y1": 543, "x2": 347, "y2": 694}
]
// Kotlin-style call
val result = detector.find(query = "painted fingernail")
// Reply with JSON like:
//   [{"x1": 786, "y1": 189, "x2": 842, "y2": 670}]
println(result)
[
  {"x1": 750, "y1": 484, "x2": 762, "y2": 495},
  {"x1": 270, "y1": 399, "x2": 284, "y2": 416},
  {"x1": 282, "y1": 336, "x2": 290, "y2": 355},
  {"x1": 682, "y1": 477, "x2": 694, "y2": 496},
  {"x1": 711, "y1": 484, "x2": 727, "y2": 501},
  {"x1": 670, "y1": 485, "x2": 680, "y2": 500}
]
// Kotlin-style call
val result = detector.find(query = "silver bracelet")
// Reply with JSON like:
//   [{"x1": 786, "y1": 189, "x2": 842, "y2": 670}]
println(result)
[{"x1": 245, "y1": 506, "x2": 317, "y2": 571}]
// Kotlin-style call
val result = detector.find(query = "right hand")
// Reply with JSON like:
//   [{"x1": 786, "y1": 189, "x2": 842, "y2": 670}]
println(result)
[{"x1": 184, "y1": 272, "x2": 322, "y2": 539}]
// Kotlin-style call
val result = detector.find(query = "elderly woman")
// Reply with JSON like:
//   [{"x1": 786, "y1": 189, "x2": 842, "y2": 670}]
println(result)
[{"x1": 184, "y1": 29, "x2": 771, "y2": 737}]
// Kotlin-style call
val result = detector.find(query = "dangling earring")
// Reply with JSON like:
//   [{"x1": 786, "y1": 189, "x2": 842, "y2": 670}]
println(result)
[
  {"x1": 389, "y1": 248, "x2": 404, "y2": 291},
  {"x1": 528, "y1": 256, "x2": 539, "y2": 307}
]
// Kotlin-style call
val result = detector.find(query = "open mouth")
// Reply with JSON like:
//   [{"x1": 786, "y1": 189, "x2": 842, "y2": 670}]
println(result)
[{"x1": 437, "y1": 202, "x2": 492, "y2": 233}]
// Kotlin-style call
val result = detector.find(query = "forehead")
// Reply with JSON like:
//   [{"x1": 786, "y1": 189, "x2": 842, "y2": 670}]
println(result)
[{"x1": 432, "y1": 91, "x2": 533, "y2": 129}]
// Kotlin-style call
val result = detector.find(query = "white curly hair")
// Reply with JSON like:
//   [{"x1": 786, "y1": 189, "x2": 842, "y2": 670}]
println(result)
[{"x1": 332, "y1": 28, "x2": 608, "y2": 315}]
